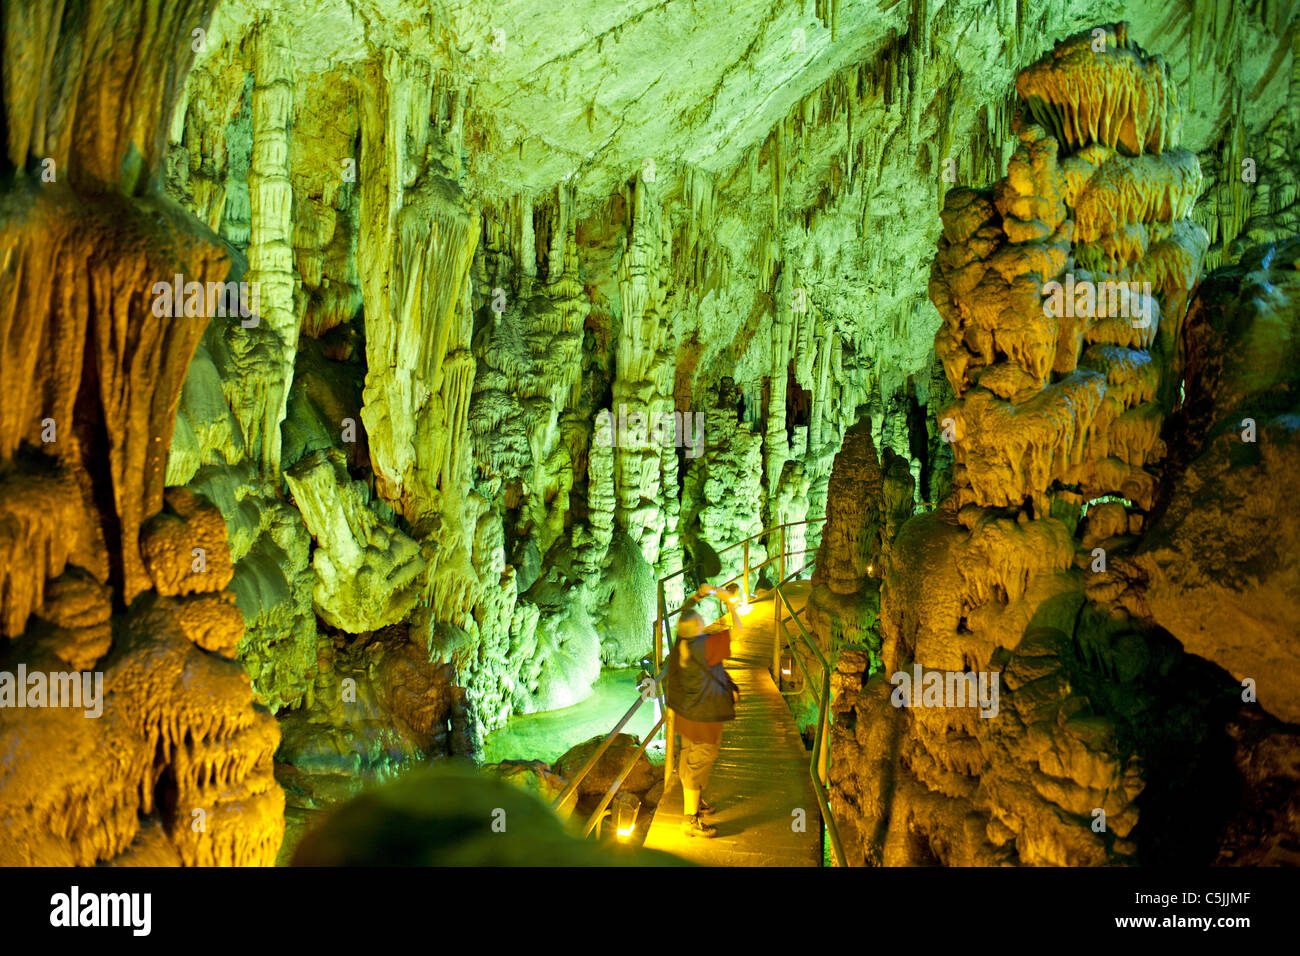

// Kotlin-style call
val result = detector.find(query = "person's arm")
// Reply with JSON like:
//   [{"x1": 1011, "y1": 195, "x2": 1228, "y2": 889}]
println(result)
[
  {"x1": 678, "y1": 588, "x2": 710, "y2": 665},
  {"x1": 715, "y1": 588, "x2": 742, "y2": 702},
  {"x1": 722, "y1": 585, "x2": 743, "y2": 630},
  {"x1": 697, "y1": 582, "x2": 744, "y2": 630}
]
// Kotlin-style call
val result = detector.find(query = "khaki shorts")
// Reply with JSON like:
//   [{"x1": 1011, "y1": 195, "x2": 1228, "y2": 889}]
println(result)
[{"x1": 678, "y1": 736, "x2": 721, "y2": 790}]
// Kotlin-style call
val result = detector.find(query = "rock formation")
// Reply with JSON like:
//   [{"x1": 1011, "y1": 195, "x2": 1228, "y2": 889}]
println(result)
[
  {"x1": 285, "y1": 449, "x2": 427, "y2": 634},
  {"x1": 2, "y1": 0, "x2": 1295, "y2": 867},
  {"x1": 824, "y1": 24, "x2": 1300, "y2": 867},
  {"x1": 1134, "y1": 238, "x2": 1300, "y2": 725},
  {"x1": 0, "y1": 0, "x2": 283, "y2": 866}
]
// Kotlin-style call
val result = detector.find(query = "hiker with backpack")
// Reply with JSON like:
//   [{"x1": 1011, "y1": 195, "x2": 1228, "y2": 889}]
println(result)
[{"x1": 666, "y1": 581, "x2": 743, "y2": 838}]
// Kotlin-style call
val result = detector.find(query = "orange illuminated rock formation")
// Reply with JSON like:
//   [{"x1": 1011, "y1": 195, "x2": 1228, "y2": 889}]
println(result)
[
  {"x1": 1016, "y1": 23, "x2": 1181, "y2": 157},
  {"x1": 0, "y1": 0, "x2": 283, "y2": 865},
  {"x1": 930, "y1": 25, "x2": 1208, "y2": 513},
  {"x1": 825, "y1": 25, "x2": 1272, "y2": 868}
]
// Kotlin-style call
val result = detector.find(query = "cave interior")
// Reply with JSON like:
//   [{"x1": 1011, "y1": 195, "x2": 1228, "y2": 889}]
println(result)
[{"x1": 0, "y1": 0, "x2": 1298, "y2": 869}]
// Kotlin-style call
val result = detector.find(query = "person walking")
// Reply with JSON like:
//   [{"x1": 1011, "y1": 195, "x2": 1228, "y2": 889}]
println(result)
[{"x1": 666, "y1": 582, "x2": 743, "y2": 838}]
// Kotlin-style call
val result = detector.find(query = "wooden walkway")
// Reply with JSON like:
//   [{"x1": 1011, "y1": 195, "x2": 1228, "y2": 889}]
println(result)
[{"x1": 644, "y1": 582, "x2": 822, "y2": 866}]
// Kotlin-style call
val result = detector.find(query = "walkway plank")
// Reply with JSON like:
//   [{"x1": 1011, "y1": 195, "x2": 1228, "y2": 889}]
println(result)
[{"x1": 644, "y1": 583, "x2": 822, "y2": 867}]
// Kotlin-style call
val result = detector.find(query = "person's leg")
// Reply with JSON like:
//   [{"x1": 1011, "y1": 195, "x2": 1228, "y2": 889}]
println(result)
[
  {"x1": 678, "y1": 738, "x2": 716, "y2": 837},
  {"x1": 698, "y1": 728, "x2": 722, "y2": 812},
  {"x1": 680, "y1": 737, "x2": 699, "y2": 815},
  {"x1": 692, "y1": 741, "x2": 720, "y2": 794},
  {"x1": 683, "y1": 786, "x2": 700, "y2": 816}
]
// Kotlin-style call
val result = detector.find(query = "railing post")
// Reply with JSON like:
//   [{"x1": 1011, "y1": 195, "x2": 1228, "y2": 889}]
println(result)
[
  {"x1": 665, "y1": 709, "x2": 675, "y2": 786},
  {"x1": 656, "y1": 582, "x2": 664, "y2": 661},
  {"x1": 659, "y1": 580, "x2": 674, "y2": 785},
  {"x1": 742, "y1": 539, "x2": 750, "y2": 608},
  {"x1": 818, "y1": 670, "x2": 831, "y2": 787},
  {"x1": 779, "y1": 522, "x2": 786, "y2": 584},
  {"x1": 772, "y1": 587, "x2": 782, "y2": 682}
]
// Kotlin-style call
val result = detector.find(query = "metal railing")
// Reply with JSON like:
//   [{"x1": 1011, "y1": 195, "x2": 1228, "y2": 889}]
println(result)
[
  {"x1": 653, "y1": 519, "x2": 825, "y2": 786},
  {"x1": 549, "y1": 640, "x2": 670, "y2": 836},
  {"x1": 552, "y1": 517, "x2": 843, "y2": 863},
  {"x1": 771, "y1": 563, "x2": 845, "y2": 868}
]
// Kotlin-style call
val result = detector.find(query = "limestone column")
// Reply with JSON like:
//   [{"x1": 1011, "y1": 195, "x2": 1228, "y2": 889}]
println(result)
[{"x1": 244, "y1": 19, "x2": 295, "y2": 476}]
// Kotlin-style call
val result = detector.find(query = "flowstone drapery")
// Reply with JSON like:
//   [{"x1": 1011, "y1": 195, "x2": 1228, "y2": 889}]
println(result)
[
  {"x1": 824, "y1": 25, "x2": 1298, "y2": 868},
  {"x1": 0, "y1": 0, "x2": 283, "y2": 866},
  {"x1": 4, "y1": 0, "x2": 1295, "y2": 867}
]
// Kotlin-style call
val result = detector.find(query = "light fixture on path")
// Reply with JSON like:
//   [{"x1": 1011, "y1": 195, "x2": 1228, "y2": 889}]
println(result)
[{"x1": 612, "y1": 791, "x2": 641, "y2": 840}]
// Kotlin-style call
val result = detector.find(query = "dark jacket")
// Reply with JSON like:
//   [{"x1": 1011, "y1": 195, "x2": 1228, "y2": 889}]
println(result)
[{"x1": 666, "y1": 631, "x2": 739, "y2": 723}]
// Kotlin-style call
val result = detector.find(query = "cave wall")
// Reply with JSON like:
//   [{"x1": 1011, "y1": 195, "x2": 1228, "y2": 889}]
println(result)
[
  {"x1": 1, "y1": 0, "x2": 1296, "y2": 865},
  {"x1": 159, "y1": 0, "x2": 1296, "y2": 732},
  {"x1": 823, "y1": 22, "x2": 1300, "y2": 867},
  {"x1": 0, "y1": 0, "x2": 282, "y2": 866}
]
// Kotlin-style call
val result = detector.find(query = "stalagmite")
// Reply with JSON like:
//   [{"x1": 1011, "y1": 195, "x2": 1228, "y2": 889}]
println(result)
[
  {"x1": 3, "y1": 0, "x2": 1295, "y2": 873},
  {"x1": 821, "y1": 24, "x2": 1274, "y2": 870}
]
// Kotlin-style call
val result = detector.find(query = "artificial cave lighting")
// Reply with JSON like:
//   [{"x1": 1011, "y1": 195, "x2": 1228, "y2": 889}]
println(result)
[{"x1": 0, "y1": 0, "x2": 1296, "y2": 884}]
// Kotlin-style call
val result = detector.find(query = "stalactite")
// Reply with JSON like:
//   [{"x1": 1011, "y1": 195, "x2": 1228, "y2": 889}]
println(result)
[
  {"x1": 1014, "y1": 0, "x2": 1026, "y2": 62},
  {"x1": 684, "y1": 166, "x2": 716, "y2": 291},
  {"x1": 937, "y1": 88, "x2": 955, "y2": 211},
  {"x1": 245, "y1": 19, "x2": 296, "y2": 477},
  {"x1": 1223, "y1": 86, "x2": 1250, "y2": 261},
  {"x1": 771, "y1": 121, "x2": 785, "y2": 230},
  {"x1": 764, "y1": 269, "x2": 794, "y2": 499},
  {"x1": 519, "y1": 194, "x2": 537, "y2": 277},
  {"x1": 610, "y1": 177, "x2": 673, "y2": 566},
  {"x1": 814, "y1": 0, "x2": 839, "y2": 41},
  {"x1": 809, "y1": 326, "x2": 832, "y2": 453},
  {"x1": 904, "y1": 0, "x2": 927, "y2": 144}
]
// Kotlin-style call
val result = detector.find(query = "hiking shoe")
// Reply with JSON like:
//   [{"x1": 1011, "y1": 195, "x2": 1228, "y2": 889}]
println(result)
[{"x1": 681, "y1": 813, "x2": 717, "y2": 838}]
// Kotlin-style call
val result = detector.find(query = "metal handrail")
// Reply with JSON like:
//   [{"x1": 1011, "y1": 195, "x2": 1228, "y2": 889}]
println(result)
[
  {"x1": 769, "y1": 574, "x2": 842, "y2": 868},
  {"x1": 658, "y1": 545, "x2": 817, "y2": 624},
  {"x1": 655, "y1": 518, "x2": 826, "y2": 786},
  {"x1": 780, "y1": 622, "x2": 818, "y2": 691},
  {"x1": 582, "y1": 713, "x2": 666, "y2": 837},
  {"x1": 552, "y1": 516, "x2": 841, "y2": 863},
  {"x1": 773, "y1": 567, "x2": 845, "y2": 867},
  {"x1": 657, "y1": 517, "x2": 827, "y2": 585},
  {"x1": 656, "y1": 518, "x2": 827, "y2": 640},
  {"x1": 551, "y1": 662, "x2": 667, "y2": 816}
]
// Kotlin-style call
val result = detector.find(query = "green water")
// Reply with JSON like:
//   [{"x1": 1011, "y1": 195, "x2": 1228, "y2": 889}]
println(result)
[{"x1": 482, "y1": 667, "x2": 664, "y2": 766}]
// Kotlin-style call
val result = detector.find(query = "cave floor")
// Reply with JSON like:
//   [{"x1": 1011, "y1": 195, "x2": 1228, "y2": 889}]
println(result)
[{"x1": 644, "y1": 582, "x2": 822, "y2": 867}]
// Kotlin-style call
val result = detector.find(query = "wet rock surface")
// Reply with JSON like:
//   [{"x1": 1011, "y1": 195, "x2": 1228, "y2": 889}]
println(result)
[
  {"x1": 822, "y1": 26, "x2": 1300, "y2": 867},
  {"x1": 2, "y1": 1, "x2": 1295, "y2": 866}
]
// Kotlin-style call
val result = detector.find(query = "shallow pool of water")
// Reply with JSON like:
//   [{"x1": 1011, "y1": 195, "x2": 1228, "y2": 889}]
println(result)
[{"x1": 482, "y1": 667, "x2": 664, "y2": 766}]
